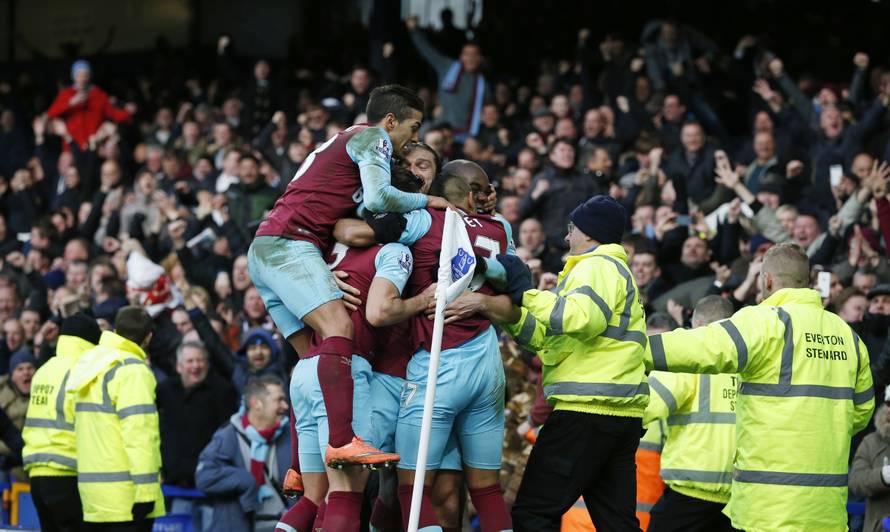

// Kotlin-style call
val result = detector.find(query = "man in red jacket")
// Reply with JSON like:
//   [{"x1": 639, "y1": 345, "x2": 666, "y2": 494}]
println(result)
[{"x1": 46, "y1": 60, "x2": 134, "y2": 150}]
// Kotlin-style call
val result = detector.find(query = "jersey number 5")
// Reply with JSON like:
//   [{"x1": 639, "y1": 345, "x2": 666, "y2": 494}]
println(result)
[{"x1": 474, "y1": 235, "x2": 500, "y2": 258}]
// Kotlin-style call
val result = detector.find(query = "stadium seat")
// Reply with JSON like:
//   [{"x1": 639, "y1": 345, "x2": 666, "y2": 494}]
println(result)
[{"x1": 152, "y1": 513, "x2": 194, "y2": 532}]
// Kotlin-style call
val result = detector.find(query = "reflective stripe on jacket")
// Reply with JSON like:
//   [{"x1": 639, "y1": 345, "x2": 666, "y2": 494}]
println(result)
[
  {"x1": 645, "y1": 372, "x2": 736, "y2": 503},
  {"x1": 22, "y1": 335, "x2": 96, "y2": 477},
  {"x1": 646, "y1": 288, "x2": 874, "y2": 531},
  {"x1": 504, "y1": 244, "x2": 649, "y2": 417},
  {"x1": 67, "y1": 330, "x2": 165, "y2": 523}
]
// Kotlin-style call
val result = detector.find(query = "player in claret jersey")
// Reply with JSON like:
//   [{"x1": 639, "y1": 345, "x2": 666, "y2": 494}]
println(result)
[
  {"x1": 396, "y1": 164, "x2": 514, "y2": 532},
  {"x1": 376, "y1": 161, "x2": 515, "y2": 532},
  {"x1": 273, "y1": 166, "x2": 439, "y2": 532},
  {"x1": 249, "y1": 85, "x2": 451, "y2": 473}
]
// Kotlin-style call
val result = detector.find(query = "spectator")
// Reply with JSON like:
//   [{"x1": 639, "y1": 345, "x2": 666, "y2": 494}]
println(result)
[
  {"x1": 850, "y1": 401, "x2": 890, "y2": 532},
  {"x1": 125, "y1": 250, "x2": 184, "y2": 376},
  {"x1": 158, "y1": 341, "x2": 237, "y2": 528},
  {"x1": 665, "y1": 121, "x2": 726, "y2": 214},
  {"x1": 19, "y1": 309, "x2": 41, "y2": 345},
  {"x1": 225, "y1": 154, "x2": 278, "y2": 238},
  {"x1": 45, "y1": 60, "x2": 134, "y2": 150},
  {"x1": 0, "y1": 319, "x2": 25, "y2": 374},
  {"x1": 516, "y1": 218, "x2": 564, "y2": 274},
  {"x1": 835, "y1": 288, "x2": 868, "y2": 324},
  {"x1": 661, "y1": 235, "x2": 712, "y2": 286},
  {"x1": 520, "y1": 139, "x2": 602, "y2": 249},
  {"x1": 195, "y1": 374, "x2": 291, "y2": 531},
  {"x1": 632, "y1": 248, "x2": 669, "y2": 308},
  {"x1": 0, "y1": 349, "x2": 33, "y2": 479},
  {"x1": 407, "y1": 15, "x2": 487, "y2": 142},
  {"x1": 0, "y1": 286, "x2": 18, "y2": 325}
]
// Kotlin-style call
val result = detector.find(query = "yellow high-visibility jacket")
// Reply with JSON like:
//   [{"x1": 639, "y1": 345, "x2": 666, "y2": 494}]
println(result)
[
  {"x1": 646, "y1": 288, "x2": 873, "y2": 531},
  {"x1": 67, "y1": 330, "x2": 165, "y2": 523},
  {"x1": 22, "y1": 335, "x2": 96, "y2": 477},
  {"x1": 644, "y1": 371, "x2": 736, "y2": 504},
  {"x1": 505, "y1": 243, "x2": 648, "y2": 417}
]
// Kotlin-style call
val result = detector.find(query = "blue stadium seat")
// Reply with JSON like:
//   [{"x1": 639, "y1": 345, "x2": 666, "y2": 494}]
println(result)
[
  {"x1": 152, "y1": 513, "x2": 194, "y2": 532},
  {"x1": 15, "y1": 491, "x2": 39, "y2": 530}
]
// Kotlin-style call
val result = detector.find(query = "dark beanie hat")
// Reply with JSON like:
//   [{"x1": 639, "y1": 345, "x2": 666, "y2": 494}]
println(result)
[
  {"x1": 9, "y1": 349, "x2": 37, "y2": 373},
  {"x1": 60, "y1": 313, "x2": 102, "y2": 345},
  {"x1": 570, "y1": 195, "x2": 627, "y2": 245}
]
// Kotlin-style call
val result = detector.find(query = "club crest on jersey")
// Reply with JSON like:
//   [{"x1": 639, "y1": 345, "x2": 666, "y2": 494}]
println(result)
[
  {"x1": 374, "y1": 138, "x2": 391, "y2": 159},
  {"x1": 398, "y1": 251, "x2": 413, "y2": 274},
  {"x1": 451, "y1": 248, "x2": 475, "y2": 282}
]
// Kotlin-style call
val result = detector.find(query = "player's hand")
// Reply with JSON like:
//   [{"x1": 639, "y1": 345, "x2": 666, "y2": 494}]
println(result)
[
  {"x1": 363, "y1": 210, "x2": 407, "y2": 244},
  {"x1": 443, "y1": 291, "x2": 485, "y2": 324},
  {"x1": 333, "y1": 270, "x2": 362, "y2": 311},
  {"x1": 423, "y1": 283, "x2": 438, "y2": 319},
  {"x1": 479, "y1": 185, "x2": 497, "y2": 214},
  {"x1": 426, "y1": 196, "x2": 454, "y2": 211}
]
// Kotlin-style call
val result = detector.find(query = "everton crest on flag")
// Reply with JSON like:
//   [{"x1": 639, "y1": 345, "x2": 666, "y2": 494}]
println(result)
[{"x1": 439, "y1": 209, "x2": 477, "y2": 304}]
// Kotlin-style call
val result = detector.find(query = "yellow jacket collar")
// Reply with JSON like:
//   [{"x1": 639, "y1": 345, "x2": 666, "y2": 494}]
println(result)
[
  {"x1": 56, "y1": 335, "x2": 97, "y2": 359},
  {"x1": 562, "y1": 243, "x2": 628, "y2": 277},
  {"x1": 98, "y1": 330, "x2": 147, "y2": 361},
  {"x1": 760, "y1": 287, "x2": 823, "y2": 308}
]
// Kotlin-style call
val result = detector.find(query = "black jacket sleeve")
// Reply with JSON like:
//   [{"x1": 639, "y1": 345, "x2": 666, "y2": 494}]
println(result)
[{"x1": 0, "y1": 409, "x2": 22, "y2": 466}]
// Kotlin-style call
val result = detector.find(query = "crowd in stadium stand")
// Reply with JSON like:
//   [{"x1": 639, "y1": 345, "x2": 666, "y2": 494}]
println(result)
[{"x1": 3, "y1": 9, "x2": 890, "y2": 530}]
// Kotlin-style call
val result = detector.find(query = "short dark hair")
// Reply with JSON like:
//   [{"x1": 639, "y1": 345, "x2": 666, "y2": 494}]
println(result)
[
  {"x1": 548, "y1": 137, "x2": 575, "y2": 155},
  {"x1": 646, "y1": 312, "x2": 678, "y2": 331},
  {"x1": 99, "y1": 277, "x2": 125, "y2": 298},
  {"x1": 243, "y1": 374, "x2": 284, "y2": 405},
  {"x1": 692, "y1": 295, "x2": 734, "y2": 326},
  {"x1": 239, "y1": 153, "x2": 259, "y2": 166},
  {"x1": 114, "y1": 306, "x2": 154, "y2": 345},
  {"x1": 430, "y1": 173, "x2": 471, "y2": 204},
  {"x1": 366, "y1": 84, "x2": 424, "y2": 123},
  {"x1": 391, "y1": 165, "x2": 424, "y2": 194}
]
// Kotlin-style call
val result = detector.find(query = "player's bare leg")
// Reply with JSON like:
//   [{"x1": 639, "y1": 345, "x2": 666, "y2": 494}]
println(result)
[
  {"x1": 431, "y1": 470, "x2": 463, "y2": 532},
  {"x1": 287, "y1": 329, "x2": 312, "y2": 357},
  {"x1": 303, "y1": 299, "x2": 399, "y2": 467}
]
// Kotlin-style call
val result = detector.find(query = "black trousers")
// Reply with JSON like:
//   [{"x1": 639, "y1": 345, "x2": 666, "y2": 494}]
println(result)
[
  {"x1": 30, "y1": 475, "x2": 84, "y2": 532},
  {"x1": 648, "y1": 487, "x2": 736, "y2": 532},
  {"x1": 512, "y1": 410, "x2": 641, "y2": 532}
]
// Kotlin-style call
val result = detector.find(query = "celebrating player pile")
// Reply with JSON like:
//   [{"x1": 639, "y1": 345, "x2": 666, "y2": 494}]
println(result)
[{"x1": 250, "y1": 84, "x2": 515, "y2": 532}]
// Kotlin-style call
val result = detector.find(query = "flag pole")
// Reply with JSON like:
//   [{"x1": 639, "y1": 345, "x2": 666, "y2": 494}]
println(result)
[{"x1": 407, "y1": 209, "x2": 456, "y2": 532}]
